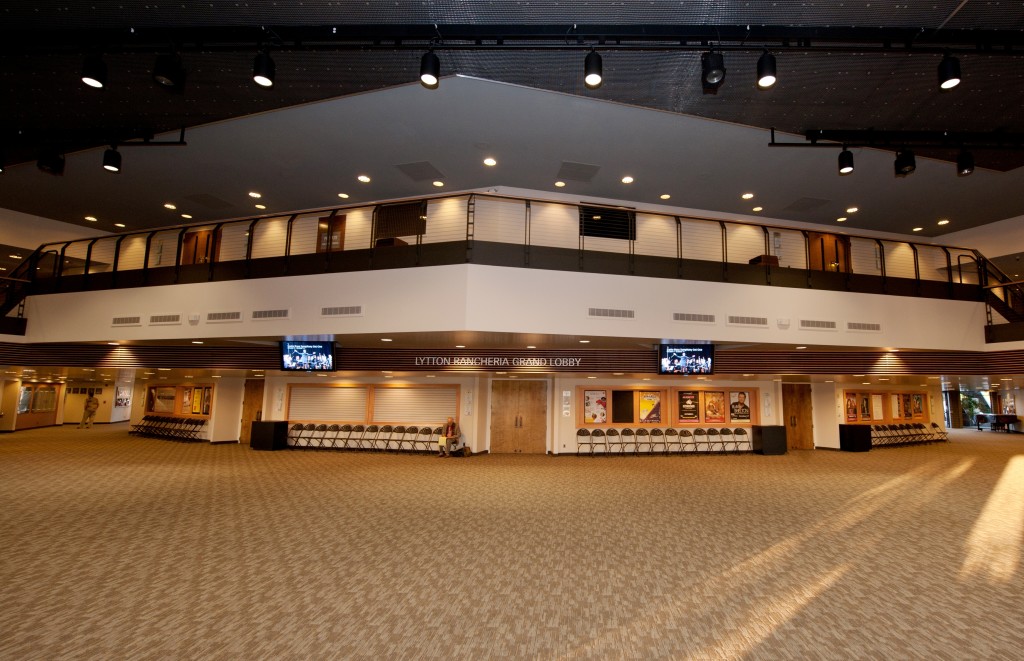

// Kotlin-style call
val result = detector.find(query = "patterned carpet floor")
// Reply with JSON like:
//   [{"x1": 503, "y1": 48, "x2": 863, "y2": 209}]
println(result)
[{"x1": 1, "y1": 425, "x2": 1022, "y2": 660}]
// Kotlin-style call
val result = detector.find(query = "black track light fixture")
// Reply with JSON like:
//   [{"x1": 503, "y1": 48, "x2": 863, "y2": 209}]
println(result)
[
  {"x1": 584, "y1": 50, "x2": 603, "y2": 89},
  {"x1": 419, "y1": 50, "x2": 440, "y2": 88},
  {"x1": 938, "y1": 51, "x2": 961, "y2": 90},
  {"x1": 37, "y1": 152, "x2": 65, "y2": 176},
  {"x1": 838, "y1": 148, "x2": 854, "y2": 175},
  {"x1": 894, "y1": 149, "x2": 916, "y2": 177},
  {"x1": 756, "y1": 50, "x2": 777, "y2": 89},
  {"x1": 702, "y1": 50, "x2": 726, "y2": 86},
  {"x1": 956, "y1": 149, "x2": 975, "y2": 176},
  {"x1": 103, "y1": 146, "x2": 121, "y2": 173},
  {"x1": 253, "y1": 51, "x2": 275, "y2": 87},
  {"x1": 153, "y1": 52, "x2": 186, "y2": 91},
  {"x1": 81, "y1": 53, "x2": 107, "y2": 89}
]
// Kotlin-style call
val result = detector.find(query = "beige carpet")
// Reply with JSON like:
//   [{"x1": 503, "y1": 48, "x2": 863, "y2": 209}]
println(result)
[{"x1": 1, "y1": 425, "x2": 1022, "y2": 659}]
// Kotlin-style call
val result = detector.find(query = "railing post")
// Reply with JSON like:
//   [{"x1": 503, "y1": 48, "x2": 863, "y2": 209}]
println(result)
[
  {"x1": 208, "y1": 223, "x2": 224, "y2": 281},
  {"x1": 83, "y1": 238, "x2": 99, "y2": 287},
  {"x1": 675, "y1": 217, "x2": 683, "y2": 278},
  {"x1": 284, "y1": 214, "x2": 298, "y2": 275},
  {"x1": 143, "y1": 232, "x2": 155, "y2": 284},
  {"x1": 719, "y1": 221, "x2": 728, "y2": 281},
  {"x1": 874, "y1": 239, "x2": 886, "y2": 291},
  {"x1": 801, "y1": 230, "x2": 811, "y2": 287},
  {"x1": 174, "y1": 228, "x2": 186, "y2": 283},
  {"x1": 111, "y1": 235, "x2": 126, "y2": 286},
  {"x1": 244, "y1": 218, "x2": 259, "y2": 278},
  {"x1": 909, "y1": 243, "x2": 920, "y2": 294},
  {"x1": 524, "y1": 200, "x2": 531, "y2": 267}
]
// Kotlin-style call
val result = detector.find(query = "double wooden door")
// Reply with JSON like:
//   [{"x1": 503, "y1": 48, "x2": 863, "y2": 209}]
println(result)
[
  {"x1": 781, "y1": 384, "x2": 815, "y2": 450},
  {"x1": 490, "y1": 380, "x2": 547, "y2": 454},
  {"x1": 807, "y1": 232, "x2": 851, "y2": 272},
  {"x1": 181, "y1": 230, "x2": 219, "y2": 265}
]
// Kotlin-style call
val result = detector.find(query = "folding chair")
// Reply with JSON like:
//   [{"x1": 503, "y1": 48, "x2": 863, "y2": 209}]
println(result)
[
  {"x1": 650, "y1": 428, "x2": 666, "y2": 453},
  {"x1": 930, "y1": 422, "x2": 949, "y2": 442},
  {"x1": 663, "y1": 428, "x2": 681, "y2": 454},
  {"x1": 679, "y1": 429, "x2": 696, "y2": 453},
  {"x1": 398, "y1": 426, "x2": 419, "y2": 451},
  {"x1": 634, "y1": 428, "x2": 652, "y2": 454},
  {"x1": 619, "y1": 428, "x2": 635, "y2": 454},
  {"x1": 733, "y1": 428, "x2": 751, "y2": 451},
  {"x1": 296, "y1": 423, "x2": 317, "y2": 448},
  {"x1": 706, "y1": 427, "x2": 723, "y2": 452},
  {"x1": 348, "y1": 424, "x2": 366, "y2": 449},
  {"x1": 413, "y1": 427, "x2": 434, "y2": 452},
  {"x1": 693, "y1": 428, "x2": 708, "y2": 452},
  {"x1": 589, "y1": 429, "x2": 607, "y2": 455},
  {"x1": 384, "y1": 425, "x2": 405, "y2": 451},
  {"x1": 288, "y1": 423, "x2": 305, "y2": 446},
  {"x1": 363, "y1": 425, "x2": 381, "y2": 450},
  {"x1": 719, "y1": 428, "x2": 735, "y2": 451},
  {"x1": 605, "y1": 428, "x2": 624, "y2": 454},
  {"x1": 311, "y1": 424, "x2": 329, "y2": 448},
  {"x1": 576, "y1": 429, "x2": 592, "y2": 455}
]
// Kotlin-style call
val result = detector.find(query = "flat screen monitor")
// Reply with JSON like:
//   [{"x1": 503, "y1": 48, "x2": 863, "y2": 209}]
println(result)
[
  {"x1": 658, "y1": 344, "x2": 714, "y2": 375},
  {"x1": 280, "y1": 341, "x2": 336, "y2": 371}
]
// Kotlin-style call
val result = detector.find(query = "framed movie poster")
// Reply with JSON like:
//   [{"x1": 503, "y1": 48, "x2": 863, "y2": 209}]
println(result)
[
  {"x1": 152, "y1": 386, "x2": 176, "y2": 412},
  {"x1": 115, "y1": 386, "x2": 131, "y2": 408},
  {"x1": 729, "y1": 391, "x2": 751, "y2": 422},
  {"x1": 181, "y1": 388, "x2": 192, "y2": 412},
  {"x1": 704, "y1": 391, "x2": 726, "y2": 423},
  {"x1": 902, "y1": 393, "x2": 913, "y2": 419},
  {"x1": 891, "y1": 394, "x2": 902, "y2": 419},
  {"x1": 638, "y1": 391, "x2": 662, "y2": 424},
  {"x1": 871, "y1": 394, "x2": 885, "y2": 421},
  {"x1": 678, "y1": 390, "x2": 700, "y2": 422},
  {"x1": 201, "y1": 387, "x2": 212, "y2": 415},
  {"x1": 844, "y1": 394, "x2": 858, "y2": 421},
  {"x1": 192, "y1": 387, "x2": 203, "y2": 414},
  {"x1": 912, "y1": 394, "x2": 924, "y2": 417},
  {"x1": 859, "y1": 394, "x2": 871, "y2": 421},
  {"x1": 583, "y1": 390, "x2": 607, "y2": 423}
]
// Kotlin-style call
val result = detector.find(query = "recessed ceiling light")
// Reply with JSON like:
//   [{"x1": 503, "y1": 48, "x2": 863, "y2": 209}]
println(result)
[
  {"x1": 254, "y1": 204, "x2": 266, "y2": 210},
  {"x1": 554, "y1": 181, "x2": 566, "y2": 188},
  {"x1": 107, "y1": 342, "x2": 119, "y2": 346},
  {"x1": 741, "y1": 193, "x2": 754, "y2": 199},
  {"x1": 483, "y1": 157, "x2": 497, "y2": 166},
  {"x1": 795, "y1": 346, "x2": 807, "y2": 349},
  {"x1": 836, "y1": 217, "x2": 847, "y2": 222},
  {"x1": 752, "y1": 207, "x2": 763, "y2": 212},
  {"x1": 455, "y1": 345, "x2": 466, "y2": 348},
  {"x1": 84, "y1": 216, "x2": 98, "y2": 221},
  {"x1": 248, "y1": 191, "x2": 262, "y2": 198},
  {"x1": 587, "y1": 376, "x2": 597, "y2": 379},
  {"x1": 113, "y1": 223, "x2": 126, "y2": 228},
  {"x1": 337, "y1": 193, "x2": 350, "y2": 200},
  {"x1": 158, "y1": 368, "x2": 171, "y2": 371},
  {"x1": 642, "y1": 378, "x2": 651, "y2": 381},
  {"x1": 862, "y1": 382, "x2": 871, "y2": 385},
  {"x1": 181, "y1": 214, "x2": 193, "y2": 219},
  {"x1": 212, "y1": 375, "x2": 221, "y2": 378},
  {"x1": 432, "y1": 181, "x2": 444, "y2": 187},
  {"x1": 846, "y1": 207, "x2": 859, "y2": 213},
  {"x1": 426, "y1": 374, "x2": 435, "y2": 378},
  {"x1": 191, "y1": 341, "x2": 203, "y2": 344},
  {"x1": 937, "y1": 219, "x2": 950, "y2": 225},
  {"x1": 380, "y1": 338, "x2": 392, "y2": 342},
  {"x1": 357, "y1": 175, "x2": 371, "y2": 183},
  {"x1": 384, "y1": 375, "x2": 394, "y2": 378},
  {"x1": 660, "y1": 194, "x2": 671, "y2": 200},
  {"x1": 526, "y1": 345, "x2": 536, "y2": 349},
  {"x1": 9, "y1": 254, "x2": 22, "y2": 259},
  {"x1": 912, "y1": 227, "x2": 923, "y2": 232},
  {"x1": 621, "y1": 176, "x2": 634, "y2": 184},
  {"x1": 613, "y1": 372, "x2": 624, "y2": 376},
  {"x1": 579, "y1": 339, "x2": 590, "y2": 344},
  {"x1": 163, "y1": 203, "x2": 176, "y2": 210}
]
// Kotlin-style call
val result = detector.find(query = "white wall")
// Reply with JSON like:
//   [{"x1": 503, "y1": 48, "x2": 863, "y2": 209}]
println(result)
[
  {"x1": 0, "y1": 207, "x2": 109, "y2": 250},
  {"x1": 939, "y1": 214, "x2": 1024, "y2": 260}
]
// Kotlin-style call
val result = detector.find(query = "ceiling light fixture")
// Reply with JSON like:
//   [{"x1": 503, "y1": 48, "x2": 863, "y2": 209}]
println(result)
[
  {"x1": 81, "y1": 53, "x2": 107, "y2": 89},
  {"x1": 248, "y1": 191, "x2": 262, "y2": 198},
  {"x1": 483, "y1": 157, "x2": 497, "y2": 166},
  {"x1": 937, "y1": 219, "x2": 950, "y2": 226},
  {"x1": 152, "y1": 52, "x2": 186, "y2": 90},
  {"x1": 660, "y1": 194, "x2": 671, "y2": 200},
  {"x1": 584, "y1": 49, "x2": 603, "y2": 89},
  {"x1": 253, "y1": 50, "x2": 275, "y2": 87},
  {"x1": 838, "y1": 147, "x2": 854, "y2": 175},
  {"x1": 357, "y1": 175, "x2": 371, "y2": 183},
  {"x1": 912, "y1": 227, "x2": 923, "y2": 232},
  {"x1": 756, "y1": 50, "x2": 777, "y2": 89},
  {"x1": 956, "y1": 149, "x2": 975, "y2": 176},
  {"x1": 836, "y1": 217, "x2": 847, "y2": 222},
  {"x1": 701, "y1": 50, "x2": 726, "y2": 88},
  {"x1": 752, "y1": 206, "x2": 763, "y2": 212},
  {"x1": 338, "y1": 193, "x2": 349, "y2": 199},
  {"x1": 181, "y1": 214, "x2": 192, "y2": 219},
  {"x1": 741, "y1": 193, "x2": 754, "y2": 200},
  {"x1": 894, "y1": 149, "x2": 916, "y2": 176},
  {"x1": 621, "y1": 176, "x2": 634, "y2": 184},
  {"x1": 254, "y1": 204, "x2": 266, "y2": 210},
  {"x1": 554, "y1": 181, "x2": 566, "y2": 187},
  {"x1": 114, "y1": 223, "x2": 126, "y2": 228},
  {"x1": 938, "y1": 51, "x2": 961, "y2": 90},
  {"x1": 432, "y1": 180, "x2": 444, "y2": 187},
  {"x1": 420, "y1": 50, "x2": 440, "y2": 88},
  {"x1": 102, "y1": 146, "x2": 121, "y2": 172},
  {"x1": 163, "y1": 203, "x2": 176, "y2": 210},
  {"x1": 84, "y1": 215, "x2": 97, "y2": 222},
  {"x1": 846, "y1": 206, "x2": 859, "y2": 213}
]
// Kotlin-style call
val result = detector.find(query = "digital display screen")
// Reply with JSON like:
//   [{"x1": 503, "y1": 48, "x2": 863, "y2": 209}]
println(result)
[
  {"x1": 280, "y1": 341, "x2": 336, "y2": 371},
  {"x1": 658, "y1": 344, "x2": 714, "y2": 375}
]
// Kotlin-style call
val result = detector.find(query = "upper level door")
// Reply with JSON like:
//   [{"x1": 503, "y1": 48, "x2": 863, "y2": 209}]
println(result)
[
  {"x1": 807, "y1": 232, "x2": 851, "y2": 272},
  {"x1": 181, "y1": 230, "x2": 219, "y2": 265}
]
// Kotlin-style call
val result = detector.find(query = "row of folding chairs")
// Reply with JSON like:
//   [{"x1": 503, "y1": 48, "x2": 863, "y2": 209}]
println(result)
[
  {"x1": 871, "y1": 422, "x2": 947, "y2": 446},
  {"x1": 287, "y1": 423, "x2": 444, "y2": 452},
  {"x1": 576, "y1": 427, "x2": 752, "y2": 455},
  {"x1": 130, "y1": 415, "x2": 207, "y2": 442}
]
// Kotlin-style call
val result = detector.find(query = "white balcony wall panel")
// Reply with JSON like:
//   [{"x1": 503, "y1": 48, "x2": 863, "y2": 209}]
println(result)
[
  {"x1": 679, "y1": 218, "x2": 723, "y2": 262},
  {"x1": 289, "y1": 214, "x2": 323, "y2": 256},
  {"x1": 343, "y1": 207, "x2": 374, "y2": 250},
  {"x1": 423, "y1": 198, "x2": 467, "y2": 244},
  {"x1": 917, "y1": 245, "x2": 950, "y2": 282},
  {"x1": 725, "y1": 223, "x2": 766, "y2": 264},
  {"x1": 250, "y1": 217, "x2": 289, "y2": 259},
  {"x1": 474, "y1": 197, "x2": 526, "y2": 244},
  {"x1": 218, "y1": 224, "x2": 250, "y2": 262},
  {"x1": 635, "y1": 214, "x2": 677, "y2": 258},
  {"x1": 850, "y1": 237, "x2": 882, "y2": 276},
  {"x1": 771, "y1": 229, "x2": 807, "y2": 268},
  {"x1": 88, "y1": 238, "x2": 117, "y2": 273},
  {"x1": 529, "y1": 202, "x2": 578, "y2": 249},
  {"x1": 883, "y1": 241, "x2": 918, "y2": 279},
  {"x1": 117, "y1": 235, "x2": 149, "y2": 271},
  {"x1": 146, "y1": 231, "x2": 181, "y2": 268},
  {"x1": 24, "y1": 263, "x2": 992, "y2": 351}
]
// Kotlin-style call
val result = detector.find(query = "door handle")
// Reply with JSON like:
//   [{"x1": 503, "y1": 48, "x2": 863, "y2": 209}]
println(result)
[{"x1": 790, "y1": 415, "x2": 796, "y2": 426}]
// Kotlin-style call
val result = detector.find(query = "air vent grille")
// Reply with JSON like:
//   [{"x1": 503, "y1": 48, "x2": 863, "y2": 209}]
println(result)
[
  {"x1": 674, "y1": 313, "x2": 716, "y2": 324},
  {"x1": 800, "y1": 319, "x2": 838, "y2": 330},
  {"x1": 322, "y1": 306, "x2": 363, "y2": 317},
  {"x1": 111, "y1": 316, "x2": 141, "y2": 327},
  {"x1": 848, "y1": 321, "x2": 883, "y2": 332},
  {"x1": 149, "y1": 314, "x2": 181, "y2": 325},
  {"x1": 207, "y1": 311, "x2": 242, "y2": 323},
  {"x1": 252, "y1": 309, "x2": 290, "y2": 320},
  {"x1": 727, "y1": 315, "x2": 769, "y2": 327},
  {"x1": 588, "y1": 307, "x2": 635, "y2": 319}
]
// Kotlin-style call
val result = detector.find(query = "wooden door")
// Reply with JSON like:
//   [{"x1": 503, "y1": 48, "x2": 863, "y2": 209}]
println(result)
[
  {"x1": 781, "y1": 384, "x2": 815, "y2": 450},
  {"x1": 489, "y1": 380, "x2": 548, "y2": 453},
  {"x1": 181, "y1": 230, "x2": 219, "y2": 265},
  {"x1": 317, "y1": 215, "x2": 346, "y2": 252},
  {"x1": 238, "y1": 379, "x2": 265, "y2": 444},
  {"x1": 807, "y1": 232, "x2": 851, "y2": 272}
]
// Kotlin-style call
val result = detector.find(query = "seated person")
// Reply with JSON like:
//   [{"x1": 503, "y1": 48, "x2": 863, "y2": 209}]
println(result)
[{"x1": 438, "y1": 416, "x2": 460, "y2": 457}]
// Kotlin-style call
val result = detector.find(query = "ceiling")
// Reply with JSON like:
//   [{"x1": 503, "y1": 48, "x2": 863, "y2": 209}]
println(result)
[{"x1": 2, "y1": 2, "x2": 1024, "y2": 248}]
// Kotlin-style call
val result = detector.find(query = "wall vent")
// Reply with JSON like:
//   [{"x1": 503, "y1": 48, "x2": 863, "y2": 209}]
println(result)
[
  {"x1": 149, "y1": 313, "x2": 182, "y2": 326},
  {"x1": 673, "y1": 312, "x2": 716, "y2": 324},
  {"x1": 252, "y1": 308, "x2": 290, "y2": 320},
  {"x1": 322, "y1": 305, "x2": 363, "y2": 317},
  {"x1": 207, "y1": 311, "x2": 242, "y2": 323},
  {"x1": 848, "y1": 321, "x2": 883, "y2": 332},
  {"x1": 799, "y1": 319, "x2": 838, "y2": 331},
  {"x1": 727, "y1": 315, "x2": 769, "y2": 327},
  {"x1": 588, "y1": 307, "x2": 635, "y2": 319},
  {"x1": 111, "y1": 315, "x2": 141, "y2": 327}
]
